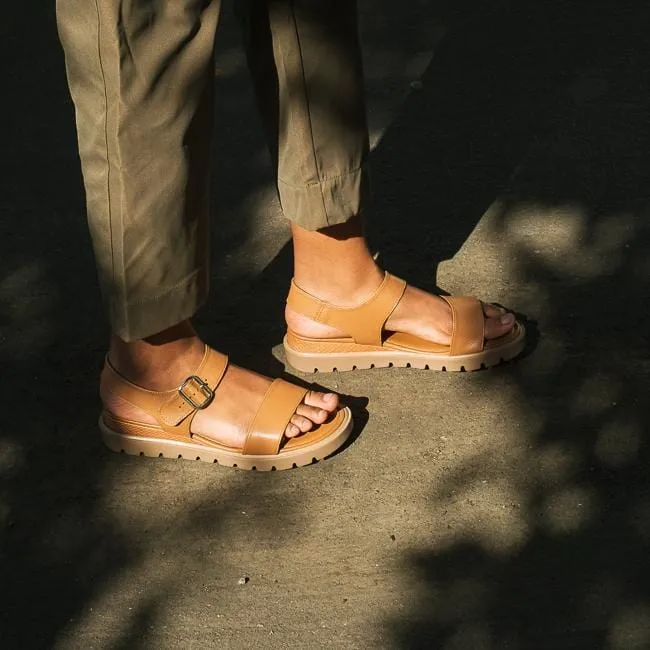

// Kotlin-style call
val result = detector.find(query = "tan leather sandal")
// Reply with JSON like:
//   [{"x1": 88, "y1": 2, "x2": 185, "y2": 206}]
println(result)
[
  {"x1": 99, "y1": 346, "x2": 353, "y2": 470},
  {"x1": 284, "y1": 272, "x2": 526, "y2": 373}
]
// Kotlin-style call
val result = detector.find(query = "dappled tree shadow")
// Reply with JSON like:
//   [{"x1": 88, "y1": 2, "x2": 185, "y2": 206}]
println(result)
[
  {"x1": 382, "y1": 1, "x2": 650, "y2": 648},
  {"x1": 2, "y1": 0, "x2": 650, "y2": 647},
  {"x1": 0, "y1": 2, "x2": 369, "y2": 646}
]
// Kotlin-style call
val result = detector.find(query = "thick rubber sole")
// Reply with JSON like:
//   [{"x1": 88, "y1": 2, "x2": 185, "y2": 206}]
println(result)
[
  {"x1": 283, "y1": 324, "x2": 526, "y2": 374},
  {"x1": 98, "y1": 407, "x2": 354, "y2": 471}
]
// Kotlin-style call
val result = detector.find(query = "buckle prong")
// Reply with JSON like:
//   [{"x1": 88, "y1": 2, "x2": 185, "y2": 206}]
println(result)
[{"x1": 178, "y1": 375, "x2": 214, "y2": 410}]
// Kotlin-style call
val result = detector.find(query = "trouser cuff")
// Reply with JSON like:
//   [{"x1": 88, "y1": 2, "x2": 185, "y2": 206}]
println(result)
[
  {"x1": 278, "y1": 164, "x2": 371, "y2": 231},
  {"x1": 110, "y1": 268, "x2": 209, "y2": 342}
]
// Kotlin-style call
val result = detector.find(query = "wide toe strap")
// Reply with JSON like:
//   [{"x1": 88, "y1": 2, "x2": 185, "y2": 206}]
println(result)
[
  {"x1": 242, "y1": 379, "x2": 308, "y2": 456},
  {"x1": 441, "y1": 296, "x2": 485, "y2": 355}
]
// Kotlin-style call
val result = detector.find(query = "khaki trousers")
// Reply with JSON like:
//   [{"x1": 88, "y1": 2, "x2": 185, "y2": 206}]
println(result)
[{"x1": 57, "y1": 0, "x2": 370, "y2": 341}]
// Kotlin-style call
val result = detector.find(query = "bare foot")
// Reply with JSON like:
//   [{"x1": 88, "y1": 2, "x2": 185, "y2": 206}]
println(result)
[
  {"x1": 102, "y1": 327, "x2": 339, "y2": 448},
  {"x1": 289, "y1": 217, "x2": 516, "y2": 346},
  {"x1": 286, "y1": 267, "x2": 516, "y2": 345}
]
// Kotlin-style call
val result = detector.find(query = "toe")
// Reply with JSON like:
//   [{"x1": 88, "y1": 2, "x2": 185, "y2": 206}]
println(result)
[
  {"x1": 296, "y1": 402, "x2": 329, "y2": 424},
  {"x1": 291, "y1": 414, "x2": 314, "y2": 433},
  {"x1": 484, "y1": 306, "x2": 515, "y2": 340},
  {"x1": 285, "y1": 423, "x2": 301, "y2": 438},
  {"x1": 483, "y1": 302, "x2": 506, "y2": 318},
  {"x1": 284, "y1": 391, "x2": 340, "y2": 440},
  {"x1": 303, "y1": 390, "x2": 339, "y2": 413}
]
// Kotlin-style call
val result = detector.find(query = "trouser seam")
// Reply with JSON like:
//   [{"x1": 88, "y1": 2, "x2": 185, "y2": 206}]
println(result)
[{"x1": 93, "y1": 0, "x2": 124, "y2": 332}]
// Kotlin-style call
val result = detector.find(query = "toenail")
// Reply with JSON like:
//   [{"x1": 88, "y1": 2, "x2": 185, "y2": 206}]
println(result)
[
  {"x1": 500, "y1": 313, "x2": 514, "y2": 325},
  {"x1": 324, "y1": 393, "x2": 336, "y2": 403}
]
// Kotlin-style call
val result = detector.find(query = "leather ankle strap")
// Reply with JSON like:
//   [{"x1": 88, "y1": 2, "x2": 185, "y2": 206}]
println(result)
[
  {"x1": 286, "y1": 273, "x2": 407, "y2": 346},
  {"x1": 101, "y1": 346, "x2": 229, "y2": 436}
]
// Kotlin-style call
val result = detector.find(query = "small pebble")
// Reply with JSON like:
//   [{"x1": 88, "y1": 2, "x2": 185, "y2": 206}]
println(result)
[{"x1": 238, "y1": 576, "x2": 250, "y2": 585}]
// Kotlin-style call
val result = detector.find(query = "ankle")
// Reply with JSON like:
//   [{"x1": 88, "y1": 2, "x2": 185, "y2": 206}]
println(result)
[
  {"x1": 291, "y1": 219, "x2": 384, "y2": 305},
  {"x1": 108, "y1": 321, "x2": 205, "y2": 390},
  {"x1": 294, "y1": 262, "x2": 384, "y2": 304}
]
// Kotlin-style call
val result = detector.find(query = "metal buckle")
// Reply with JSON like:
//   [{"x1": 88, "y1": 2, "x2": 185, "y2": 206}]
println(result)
[{"x1": 178, "y1": 375, "x2": 214, "y2": 410}]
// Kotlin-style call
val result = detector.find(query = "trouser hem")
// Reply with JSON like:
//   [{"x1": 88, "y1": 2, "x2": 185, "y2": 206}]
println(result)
[
  {"x1": 111, "y1": 268, "x2": 209, "y2": 342},
  {"x1": 278, "y1": 163, "x2": 371, "y2": 231}
]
